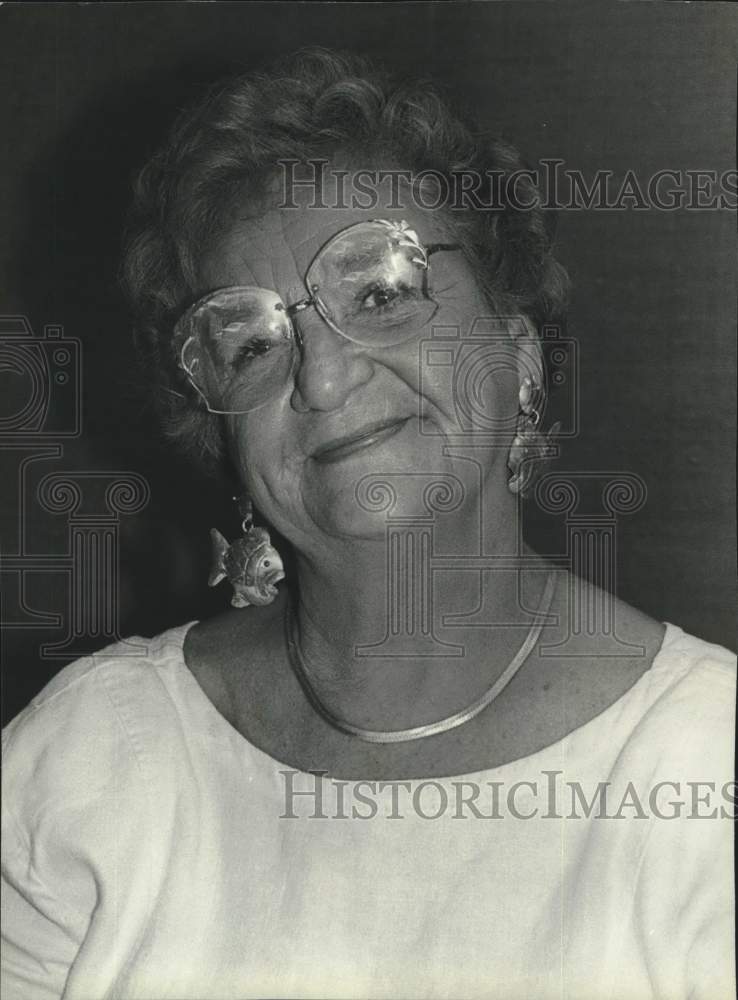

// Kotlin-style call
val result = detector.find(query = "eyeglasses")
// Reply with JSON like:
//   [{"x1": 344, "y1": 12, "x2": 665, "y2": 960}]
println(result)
[{"x1": 175, "y1": 219, "x2": 460, "y2": 415}]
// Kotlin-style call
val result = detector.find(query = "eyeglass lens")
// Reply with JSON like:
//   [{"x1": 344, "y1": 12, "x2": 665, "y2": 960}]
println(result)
[{"x1": 176, "y1": 220, "x2": 440, "y2": 415}]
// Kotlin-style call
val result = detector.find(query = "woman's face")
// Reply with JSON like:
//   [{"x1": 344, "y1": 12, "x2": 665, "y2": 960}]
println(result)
[{"x1": 197, "y1": 183, "x2": 524, "y2": 551}]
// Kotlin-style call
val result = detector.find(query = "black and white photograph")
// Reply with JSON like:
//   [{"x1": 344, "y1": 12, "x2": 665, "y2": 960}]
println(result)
[{"x1": 1, "y1": 2, "x2": 736, "y2": 998}]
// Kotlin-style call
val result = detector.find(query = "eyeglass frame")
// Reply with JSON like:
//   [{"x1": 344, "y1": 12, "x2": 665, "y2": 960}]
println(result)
[{"x1": 175, "y1": 218, "x2": 461, "y2": 415}]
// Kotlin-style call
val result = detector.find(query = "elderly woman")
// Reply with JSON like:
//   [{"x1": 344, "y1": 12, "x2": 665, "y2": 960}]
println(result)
[{"x1": 2, "y1": 49, "x2": 735, "y2": 1000}]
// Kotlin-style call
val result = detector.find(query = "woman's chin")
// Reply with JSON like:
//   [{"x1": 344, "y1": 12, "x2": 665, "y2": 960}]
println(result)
[{"x1": 301, "y1": 429, "x2": 464, "y2": 538}]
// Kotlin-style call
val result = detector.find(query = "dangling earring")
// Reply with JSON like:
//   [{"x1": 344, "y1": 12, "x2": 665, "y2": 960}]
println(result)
[
  {"x1": 208, "y1": 494, "x2": 285, "y2": 608},
  {"x1": 507, "y1": 377, "x2": 560, "y2": 497}
]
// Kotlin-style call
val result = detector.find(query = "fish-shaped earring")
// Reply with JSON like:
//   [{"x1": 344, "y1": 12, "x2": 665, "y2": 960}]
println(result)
[{"x1": 208, "y1": 496, "x2": 285, "y2": 608}]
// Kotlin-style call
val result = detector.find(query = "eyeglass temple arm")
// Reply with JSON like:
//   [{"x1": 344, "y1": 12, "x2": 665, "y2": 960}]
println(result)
[
  {"x1": 426, "y1": 243, "x2": 462, "y2": 256},
  {"x1": 422, "y1": 243, "x2": 461, "y2": 299}
]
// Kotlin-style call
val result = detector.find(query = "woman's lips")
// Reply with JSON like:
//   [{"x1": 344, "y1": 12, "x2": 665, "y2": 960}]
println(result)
[{"x1": 312, "y1": 418, "x2": 410, "y2": 465}]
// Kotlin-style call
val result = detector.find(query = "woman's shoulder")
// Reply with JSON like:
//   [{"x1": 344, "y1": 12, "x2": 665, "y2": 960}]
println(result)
[
  {"x1": 542, "y1": 582, "x2": 735, "y2": 776},
  {"x1": 610, "y1": 590, "x2": 735, "y2": 728},
  {"x1": 606, "y1": 615, "x2": 736, "y2": 780},
  {"x1": 555, "y1": 581, "x2": 734, "y2": 719},
  {"x1": 658, "y1": 619, "x2": 736, "y2": 673},
  {"x1": 5, "y1": 620, "x2": 195, "y2": 728},
  {"x1": 2, "y1": 622, "x2": 198, "y2": 822},
  {"x1": 647, "y1": 618, "x2": 735, "y2": 728}
]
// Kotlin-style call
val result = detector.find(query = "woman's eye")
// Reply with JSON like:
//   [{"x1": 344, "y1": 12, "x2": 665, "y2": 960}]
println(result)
[
  {"x1": 360, "y1": 283, "x2": 414, "y2": 311},
  {"x1": 233, "y1": 338, "x2": 272, "y2": 367}
]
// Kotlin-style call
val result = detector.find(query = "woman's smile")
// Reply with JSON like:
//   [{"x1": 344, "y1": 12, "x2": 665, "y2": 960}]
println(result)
[{"x1": 311, "y1": 416, "x2": 412, "y2": 465}]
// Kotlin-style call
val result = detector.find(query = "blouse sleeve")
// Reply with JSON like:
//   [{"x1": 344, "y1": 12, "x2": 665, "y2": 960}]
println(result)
[
  {"x1": 1, "y1": 813, "x2": 88, "y2": 1000},
  {"x1": 1, "y1": 655, "x2": 149, "y2": 1000},
  {"x1": 553, "y1": 642, "x2": 736, "y2": 1000},
  {"x1": 633, "y1": 655, "x2": 736, "y2": 1000}
]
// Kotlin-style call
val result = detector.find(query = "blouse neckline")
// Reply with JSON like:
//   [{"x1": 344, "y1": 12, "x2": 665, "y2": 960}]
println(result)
[{"x1": 167, "y1": 618, "x2": 683, "y2": 784}]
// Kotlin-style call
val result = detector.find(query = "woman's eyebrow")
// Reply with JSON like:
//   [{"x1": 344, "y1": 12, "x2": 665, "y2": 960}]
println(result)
[{"x1": 330, "y1": 246, "x2": 385, "y2": 274}]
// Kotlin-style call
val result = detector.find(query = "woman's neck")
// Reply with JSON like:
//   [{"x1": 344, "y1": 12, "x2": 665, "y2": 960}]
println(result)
[{"x1": 289, "y1": 508, "x2": 555, "y2": 732}]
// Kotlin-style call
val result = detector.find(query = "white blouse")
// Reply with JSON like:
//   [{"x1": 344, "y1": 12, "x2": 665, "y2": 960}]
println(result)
[{"x1": 2, "y1": 621, "x2": 735, "y2": 1000}]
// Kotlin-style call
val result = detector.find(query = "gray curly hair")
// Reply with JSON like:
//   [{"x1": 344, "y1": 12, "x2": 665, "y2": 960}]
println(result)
[{"x1": 121, "y1": 47, "x2": 568, "y2": 471}]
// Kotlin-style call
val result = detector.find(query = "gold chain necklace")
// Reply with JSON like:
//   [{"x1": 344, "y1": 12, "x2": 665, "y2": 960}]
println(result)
[{"x1": 284, "y1": 572, "x2": 556, "y2": 744}]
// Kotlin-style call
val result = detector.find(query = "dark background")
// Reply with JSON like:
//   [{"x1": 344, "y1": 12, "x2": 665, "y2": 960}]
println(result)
[{"x1": 1, "y1": 1, "x2": 736, "y2": 724}]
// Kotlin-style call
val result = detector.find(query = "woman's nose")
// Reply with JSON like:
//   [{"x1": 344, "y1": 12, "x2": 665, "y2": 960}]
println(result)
[{"x1": 290, "y1": 309, "x2": 374, "y2": 412}]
